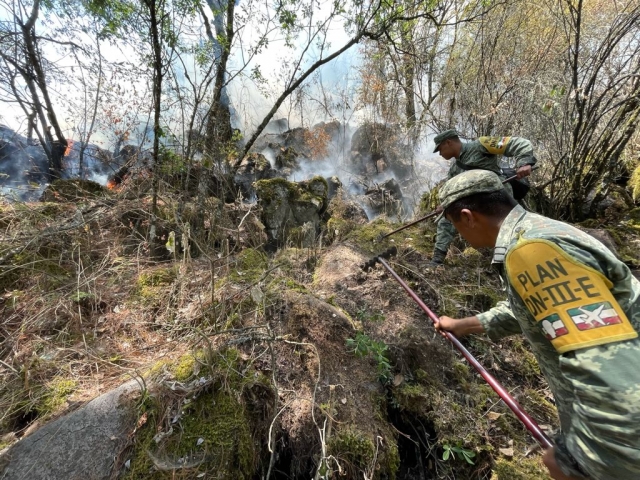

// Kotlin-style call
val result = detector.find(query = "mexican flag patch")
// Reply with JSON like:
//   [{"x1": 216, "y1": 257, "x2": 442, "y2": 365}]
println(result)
[{"x1": 567, "y1": 302, "x2": 623, "y2": 330}]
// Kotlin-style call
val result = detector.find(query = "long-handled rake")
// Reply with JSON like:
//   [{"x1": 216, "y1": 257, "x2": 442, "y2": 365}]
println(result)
[{"x1": 362, "y1": 247, "x2": 553, "y2": 449}]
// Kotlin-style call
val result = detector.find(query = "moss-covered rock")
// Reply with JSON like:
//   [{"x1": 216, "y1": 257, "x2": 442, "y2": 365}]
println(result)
[
  {"x1": 256, "y1": 176, "x2": 328, "y2": 247},
  {"x1": 230, "y1": 247, "x2": 268, "y2": 283},
  {"x1": 418, "y1": 184, "x2": 441, "y2": 216},
  {"x1": 125, "y1": 347, "x2": 270, "y2": 479},
  {"x1": 132, "y1": 266, "x2": 178, "y2": 305},
  {"x1": 344, "y1": 218, "x2": 394, "y2": 254},
  {"x1": 274, "y1": 146, "x2": 301, "y2": 169},
  {"x1": 235, "y1": 152, "x2": 277, "y2": 200}
]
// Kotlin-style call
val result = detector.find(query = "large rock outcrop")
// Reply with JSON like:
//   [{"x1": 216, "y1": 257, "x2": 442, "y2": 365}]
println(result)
[
  {"x1": 358, "y1": 178, "x2": 406, "y2": 219},
  {"x1": 234, "y1": 152, "x2": 278, "y2": 200},
  {"x1": 255, "y1": 176, "x2": 328, "y2": 247},
  {"x1": 349, "y1": 123, "x2": 412, "y2": 178}
]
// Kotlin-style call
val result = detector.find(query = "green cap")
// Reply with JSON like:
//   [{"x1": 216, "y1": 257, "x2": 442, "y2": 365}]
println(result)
[
  {"x1": 437, "y1": 170, "x2": 504, "y2": 219},
  {"x1": 433, "y1": 129, "x2": 459, "y2": 153}
]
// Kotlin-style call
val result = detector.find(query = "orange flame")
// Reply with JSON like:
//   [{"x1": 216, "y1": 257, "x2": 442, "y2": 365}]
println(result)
[
  {"x1": 64, "y1": 139, "x2": 74, "y2": 157},
  {"x1": 106, "y1": 179, "x2": 118, "y2": 190}
]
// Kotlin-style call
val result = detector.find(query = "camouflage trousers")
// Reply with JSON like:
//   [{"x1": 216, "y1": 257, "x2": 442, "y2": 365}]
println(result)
[
  {"x1": 434, "y1": 217, "x2": 457, "y2": 255},
  {"x1": 433, "y1": 183, "x2": 513, "y2": 255}
]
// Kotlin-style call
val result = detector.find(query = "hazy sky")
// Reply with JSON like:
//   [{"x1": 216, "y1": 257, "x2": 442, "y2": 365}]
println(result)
[{"x1": 0, "y1": 0, "x2": 361, "y2": 141}]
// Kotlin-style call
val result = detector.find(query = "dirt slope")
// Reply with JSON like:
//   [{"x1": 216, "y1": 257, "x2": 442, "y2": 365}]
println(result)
[{"x1": 1, "y1": 183, "x2": 638, "y2": 479}]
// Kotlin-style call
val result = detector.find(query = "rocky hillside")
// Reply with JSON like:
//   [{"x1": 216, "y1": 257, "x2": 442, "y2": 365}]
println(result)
[{"x1": 0, "y1": 166, "x2": 639, "y2": 479}]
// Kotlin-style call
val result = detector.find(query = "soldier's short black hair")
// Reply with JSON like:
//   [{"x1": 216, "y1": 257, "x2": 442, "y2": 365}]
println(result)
[{"x1": 445, "y1": 189, "x2": 517, "y2": 222}]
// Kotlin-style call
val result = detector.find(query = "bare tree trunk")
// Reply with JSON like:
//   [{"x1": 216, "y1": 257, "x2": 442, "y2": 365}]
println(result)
[
  {"x1": 78, "y1": 35, "x2": 103, "y2": 179},
  {"x1": 401, "y1": 25, "x2": 417, "y2": 145},
  {"x1": 19, "y1": 0, "x2": 67, "y2": 181},
  {"x1": 27, "y1": 110, "x2": 36, "y2": 144},
  {"x1": 144, "y1": 0, "x2": 165, "y2": 254},
  {"x1": 204, "y1": 0, "x2": 235, "y2": 164}
]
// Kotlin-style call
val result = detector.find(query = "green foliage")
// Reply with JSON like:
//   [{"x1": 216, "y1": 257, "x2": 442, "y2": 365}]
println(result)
[
  {"x1": 442, "y1": 443, "x2": 476, "y2": 465},
  {"x1": 355, "y1": 307, "x2": 385, "y2": 323},
  {"x1": 158, "y1": 144, "x2": 186, "y2": 175},
  {"x1": 70, "y1": 291, "x2": 94, "y2": 303},
  {"x1": 83, "y1": 0, "x2": 136, "y2": 38},
  {"x1": 346, "y1": 332, "x2": 391, "y2": 382}
]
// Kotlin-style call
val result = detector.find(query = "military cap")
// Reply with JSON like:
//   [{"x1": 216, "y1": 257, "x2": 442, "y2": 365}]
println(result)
[
  {"x1": 439, "y1": 170, "x2": 504, "y2": 211},
  {"x1": 433, "y1": 129, "x2": 460, "y2": 153}
]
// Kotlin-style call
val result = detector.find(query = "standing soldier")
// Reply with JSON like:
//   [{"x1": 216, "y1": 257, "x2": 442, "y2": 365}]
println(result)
[
  {"x1": 434, "y1": 170, "x2": 640, "y2": 480},
  {"x1": 429, "y1": 129, "x2": 536, "y2": 267}
]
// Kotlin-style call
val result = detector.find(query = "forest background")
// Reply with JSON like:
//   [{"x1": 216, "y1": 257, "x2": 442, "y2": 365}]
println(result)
[
  {"x1": 2, "y1": 0, "x2": 639, "y2": 219},
  {"x1": 1, "y1": 0, "x2": 640, "y2": 479}
]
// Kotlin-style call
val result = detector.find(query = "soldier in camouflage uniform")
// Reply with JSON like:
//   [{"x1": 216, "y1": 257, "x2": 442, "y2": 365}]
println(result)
[
  {"x1": 429, "y1": 129, "x2": 537, "y2": 266},
  {"x1": 434, "y1": 170, "x2": 640, "y2": 480}
]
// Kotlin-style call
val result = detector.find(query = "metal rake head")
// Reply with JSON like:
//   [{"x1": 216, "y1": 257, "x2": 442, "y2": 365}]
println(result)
[{"x1": 361, "y1": 246, "x2": 398, "y2": 271}]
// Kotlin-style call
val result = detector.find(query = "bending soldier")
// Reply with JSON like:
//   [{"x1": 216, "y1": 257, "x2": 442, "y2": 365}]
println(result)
[
  {"x1": 434, "y1": 170, "x2": 640, "y2": 480},
  {"x1": 430, "y1": 129, "x2": 536, "y2": 266}
]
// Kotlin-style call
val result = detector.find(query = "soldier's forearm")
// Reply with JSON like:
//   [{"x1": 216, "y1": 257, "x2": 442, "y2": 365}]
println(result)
[{"x1": 451, "y1": 316, "x2": 485, "y2": 336}]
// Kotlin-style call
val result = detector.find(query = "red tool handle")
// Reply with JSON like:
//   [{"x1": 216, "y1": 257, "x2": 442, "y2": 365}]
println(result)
[{"x1": 377, "y1": 257, "x2": 554, "y2": 449}]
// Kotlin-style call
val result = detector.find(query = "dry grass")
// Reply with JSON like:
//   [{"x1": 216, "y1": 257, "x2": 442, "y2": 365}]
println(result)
[
  {"x1": 4, "y1": 176, "x2": 625, "y2": 479},
  {"x1": 0, "y1": 180, "x2": 271, "y2": 440}
]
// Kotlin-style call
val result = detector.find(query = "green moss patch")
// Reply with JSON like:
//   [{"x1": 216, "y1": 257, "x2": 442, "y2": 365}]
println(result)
[
  {"x1": 37, "y1": 377, "x2": 77, "y2": 416},
  {"x1": 147, "y1": 351, "x2": 210, "y2": 383},
  {"x1": 125, "y1": 348, "x2": 263, "y2": 479},
  {"x1": 230, "y1": 248, "x2": 268, "y2": 283},
  {"x1": 491, "y1": 456, "x2": 549, "y2": 479},
  {"x1": 136, "y1": 267, "x2": 178, "y2": 288},
  {"x1": 132, "y1": 266, "x2": 178, "y2": 305},
  {"x1": 345, "y1": 218, "x2": 394, "y2": 253},
  {"x1": 0, "y1": 250, "x2": 73, "y2": 292},
  {"x1": 327, "y1": 428, "x2": 376, "y2": 476}
]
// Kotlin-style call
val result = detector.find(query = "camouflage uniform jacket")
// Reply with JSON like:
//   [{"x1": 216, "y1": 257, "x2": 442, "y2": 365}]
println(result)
[
  {"x1": 476, "y1": 205, "x2": 640, "y2": 479},
  {"x1": 447, "y1": 136, "x2": 536, "y2": 179}
]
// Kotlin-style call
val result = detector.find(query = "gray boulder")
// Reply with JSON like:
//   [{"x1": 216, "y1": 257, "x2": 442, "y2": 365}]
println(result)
[
  {"x1": 0, "y1": 381, "x2": 140, "y2": 480},
  {"x1": 359, "y1": 178, "x2": 406, "y2": 219},
  {"x1": 349, "y1": 123, "x2": 412, "y2": 178}
]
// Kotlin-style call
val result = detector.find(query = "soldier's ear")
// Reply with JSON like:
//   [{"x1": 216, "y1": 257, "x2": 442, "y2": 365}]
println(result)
[{"x1": 459, "y1": 209, "x2": 475, "y2": 227}]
